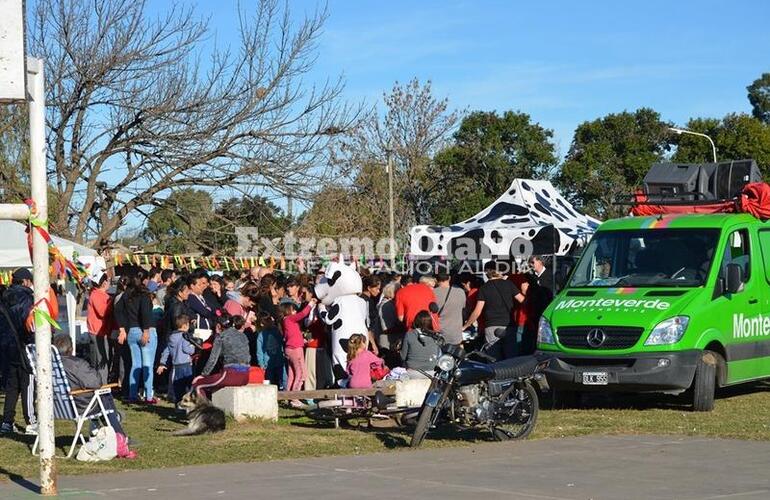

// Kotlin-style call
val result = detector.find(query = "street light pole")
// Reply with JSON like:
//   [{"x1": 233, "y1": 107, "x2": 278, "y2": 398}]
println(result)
[
  {"x1": 387, "y1": 151, "x2": 395, "y2": 269},
  {"x1": 669, "y1": 127, "x2": 717, "y2": 163}
]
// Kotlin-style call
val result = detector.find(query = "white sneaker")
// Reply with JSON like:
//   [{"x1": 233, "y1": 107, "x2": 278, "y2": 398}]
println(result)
[{"x1": 25, "y1": 423, "x2": 38, "y2": 435}]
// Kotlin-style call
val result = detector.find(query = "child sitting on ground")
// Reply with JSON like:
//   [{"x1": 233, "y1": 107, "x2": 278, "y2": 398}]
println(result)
[
  {"x1": 256, "y1": 312, "x2": 285, "y2": 388},
  {"x1": 346, "y1": 334, "x2": 386, "y2": 389},
  {"x1": 157, "y1": 314, "x2": 196, "y2": 407}
]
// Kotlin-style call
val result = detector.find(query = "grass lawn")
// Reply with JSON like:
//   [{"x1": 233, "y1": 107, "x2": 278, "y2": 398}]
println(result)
[{"x1": 1, "y1": 382, "x2": 770, "y2": 481}]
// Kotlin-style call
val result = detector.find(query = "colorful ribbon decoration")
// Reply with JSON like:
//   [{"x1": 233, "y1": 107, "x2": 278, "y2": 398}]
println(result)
[
  {"x1": 23, "y1": 199, "x2": 83, "y2": 283},
  {"x1": 26, "y1": 297, "x2": 61, "y2": 332},
  {"x1": 108, "y1": 251, "x2": 407, "y2": 273}
]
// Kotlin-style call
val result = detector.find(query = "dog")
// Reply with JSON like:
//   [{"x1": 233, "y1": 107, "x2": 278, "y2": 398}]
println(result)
[{"x1": 172, "y1": 391, "x2": 226, "y2": 436}]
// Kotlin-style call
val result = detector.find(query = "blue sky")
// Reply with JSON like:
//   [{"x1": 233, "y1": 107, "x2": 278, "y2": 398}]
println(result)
[{"x1": 198, "y1": 0, "x2": 770, "y2": 156}]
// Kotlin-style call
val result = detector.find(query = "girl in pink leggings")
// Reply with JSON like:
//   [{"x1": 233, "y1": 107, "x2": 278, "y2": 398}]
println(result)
[{"x1": 280, "y1": 296, "x2": 316, "y2": 407}]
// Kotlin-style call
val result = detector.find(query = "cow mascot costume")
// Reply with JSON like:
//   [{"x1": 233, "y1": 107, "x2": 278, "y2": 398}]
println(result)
[{"x1": 315, "y1": 256, "x2": 369, "y2": 380}]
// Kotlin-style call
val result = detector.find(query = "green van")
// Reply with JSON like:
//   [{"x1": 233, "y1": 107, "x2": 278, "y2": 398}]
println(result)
[{"x1": 538, "y1": 212, "x2": 770, "y2": 411}]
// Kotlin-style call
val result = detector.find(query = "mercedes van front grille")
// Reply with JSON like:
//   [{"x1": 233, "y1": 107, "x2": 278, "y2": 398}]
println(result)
[{"x1": 556, "y1": 326, "x2": 644, "y2": 349}]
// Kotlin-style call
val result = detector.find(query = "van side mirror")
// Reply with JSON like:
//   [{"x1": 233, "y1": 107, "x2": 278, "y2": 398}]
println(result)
[{"x1": 725, "y1": 264, "x2": 743, "y2": 294}]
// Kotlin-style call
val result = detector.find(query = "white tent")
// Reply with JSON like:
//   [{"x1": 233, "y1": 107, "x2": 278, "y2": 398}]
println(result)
[
  {"x1": 410, "y1": 179, "x2": 600, "y2": 259},
  {"x1": 0, "y1": 220, "x2": 104, "y2": 350},
  {"x1": 0, "y1": 219, "x2": 98, "y2": 267}
]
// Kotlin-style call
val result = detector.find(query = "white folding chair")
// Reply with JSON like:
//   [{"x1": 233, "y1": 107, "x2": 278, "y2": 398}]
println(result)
[{"x1": 26, "y1": 344, "x2": 117, "y2": 459}]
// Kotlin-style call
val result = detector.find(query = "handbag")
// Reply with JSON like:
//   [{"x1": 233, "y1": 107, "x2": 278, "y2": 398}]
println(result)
[
  {"x1": 193, "y1": 328, "x2": 213, "y2": 342},
  {"x1": 370, "y1": 362, "x2": 390, "y2": 381}
]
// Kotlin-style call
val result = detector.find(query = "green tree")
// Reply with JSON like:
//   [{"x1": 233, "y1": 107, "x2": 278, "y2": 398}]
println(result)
[
  {"x1": 0, "y1": 104, "x2": 65, "y2": 231},
  {"x1": 145, "y1": 189, "x2": 214, "y2": 253},
  {"x1": 204, "y1": 196, "x2": 292, "y2": 253},
  {"x1": 748, "y1": 73, "x2": 770, "y2": 124},
  {"x1": 429, "y1": 110, "x2": 558, "y2": 225},
  {"x1": 556, "y1": 108, "x2": 671, "y2": 219},
  {"x1": 672, "y1": 114, "x2": 770, "y2": 174}
]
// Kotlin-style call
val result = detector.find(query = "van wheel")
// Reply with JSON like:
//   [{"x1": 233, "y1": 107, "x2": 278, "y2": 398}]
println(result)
[{"x1": 691, "y1": 351, "x2": 717, "y2": 412}]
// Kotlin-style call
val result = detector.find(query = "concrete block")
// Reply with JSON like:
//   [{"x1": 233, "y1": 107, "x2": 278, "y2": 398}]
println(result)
[
  {"x1": 212, "y1": 384, "x2": 278, "y2": 422},
  {"x1": 395, "y1": 378, "x2": 432, "y2": 407}
]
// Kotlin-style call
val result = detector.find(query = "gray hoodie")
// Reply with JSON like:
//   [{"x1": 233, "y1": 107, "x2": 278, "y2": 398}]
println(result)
[{"x1": 400, "y1": 328, "x2": 441, "y2": 372}]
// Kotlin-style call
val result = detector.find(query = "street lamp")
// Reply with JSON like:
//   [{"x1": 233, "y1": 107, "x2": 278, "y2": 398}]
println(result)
[
  {"x1": 386, "y1": 150, "x2": 395, "y2": 268},
  {"x1": 668, "y1": 127, "x2": 717, "y2": 163}
]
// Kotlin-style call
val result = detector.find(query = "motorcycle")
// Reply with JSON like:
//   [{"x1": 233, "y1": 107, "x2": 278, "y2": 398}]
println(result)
[{"x1": 410, "y1": 331, "x2": 552, "y2": 447}]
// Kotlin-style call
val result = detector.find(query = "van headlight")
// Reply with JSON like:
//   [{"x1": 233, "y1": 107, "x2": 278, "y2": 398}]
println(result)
[
  {"x1": 437, "y1": 354, "x2": 455, "y2": 372},
  {"x1": 645, "y1": 316, "x2": 689, "y2": 345},
  {"x1": 538, "y1": 317, "x2": 555, "y2": 344}
]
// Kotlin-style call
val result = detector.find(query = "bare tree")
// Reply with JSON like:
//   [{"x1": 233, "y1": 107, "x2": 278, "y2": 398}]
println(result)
[
  {"x1": 31, "y1": 0, "x2": 358, "y2": 248},
  {"x1": 333, "y1": 79, "x2": 461, "y2": 228}
]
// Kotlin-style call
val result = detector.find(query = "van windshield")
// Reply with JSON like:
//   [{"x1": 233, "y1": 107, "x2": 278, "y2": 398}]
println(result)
[{"x1": 569, "y1": 229, "x2": 720, "y2": 288}]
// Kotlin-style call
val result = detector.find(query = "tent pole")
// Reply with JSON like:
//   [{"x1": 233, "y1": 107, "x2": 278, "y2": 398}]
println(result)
[{"x1": 552, "y1": 225, "x2": 557, "y2": 293}]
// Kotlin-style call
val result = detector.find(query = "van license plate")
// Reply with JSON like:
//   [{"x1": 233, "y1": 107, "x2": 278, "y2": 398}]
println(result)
[{"x1": 582, "y1": 372, "x2": 608, "y2": 385}]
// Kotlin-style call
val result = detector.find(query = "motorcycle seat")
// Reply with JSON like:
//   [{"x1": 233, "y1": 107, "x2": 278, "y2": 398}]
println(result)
[{"x1": 492, "y1": 355, "x2": 540, "y2": 380}]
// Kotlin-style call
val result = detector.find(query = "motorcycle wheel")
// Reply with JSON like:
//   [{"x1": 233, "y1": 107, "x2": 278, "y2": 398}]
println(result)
[
  {"x1": 410, "y1": 405, "x2": 436, "y2": 448},
  {"x1": 491, "y1": 381, "x2": 539, "y2": 441}
]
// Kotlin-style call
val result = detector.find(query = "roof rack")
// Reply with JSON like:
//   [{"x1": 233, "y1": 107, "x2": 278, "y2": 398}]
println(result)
[{"x1": 613, "y1": 193, "x2": 735, "y2": 207}]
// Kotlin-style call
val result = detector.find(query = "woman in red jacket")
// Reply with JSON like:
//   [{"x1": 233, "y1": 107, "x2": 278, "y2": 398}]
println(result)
[{"x1": 87, "y1": 272, "x2": 114, "y2": 383}]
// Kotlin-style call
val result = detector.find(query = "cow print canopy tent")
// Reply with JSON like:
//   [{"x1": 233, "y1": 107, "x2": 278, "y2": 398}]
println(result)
[{"x1": 410, "y1": 179, "x2": 601, "y2": 259}]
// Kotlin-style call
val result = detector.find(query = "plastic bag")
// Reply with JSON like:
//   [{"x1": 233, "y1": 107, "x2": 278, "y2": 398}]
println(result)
[{"x1": 76, "y1": 426, "x2": 117, "y2": 462}]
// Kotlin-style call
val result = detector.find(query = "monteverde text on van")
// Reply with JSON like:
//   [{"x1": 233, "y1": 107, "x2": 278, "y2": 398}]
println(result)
[
  {"x1": 554, "y1": 298, "x2": 671, "y2": 311},
  {"x1": 733, "y1": 313, "x2": 770, "y2": 339}
]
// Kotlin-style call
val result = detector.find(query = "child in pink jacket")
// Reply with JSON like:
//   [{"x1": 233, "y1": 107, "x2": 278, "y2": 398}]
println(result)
[
  {"x1": 346, "y1": 334, "x2": 385, "y2": 389},
  {"x1": 280, "y1": 296, "x2": 315, "y2": 406}
]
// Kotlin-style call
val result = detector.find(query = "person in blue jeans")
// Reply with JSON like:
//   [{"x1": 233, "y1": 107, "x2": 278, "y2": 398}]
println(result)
[
  {"x1": 256, "y1": 312, "x2": 285, "y2": 388},
  {"x1": 115, "y1": 271, "x2": 159, "y2": 404},
  {"x1": 157, "y1": 314, "x2": 196, "y2": 406}
]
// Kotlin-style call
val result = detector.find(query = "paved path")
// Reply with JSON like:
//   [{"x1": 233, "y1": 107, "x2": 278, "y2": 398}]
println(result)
[{"x1": 2, "y1": 435, "x2": 769, "y2": 499}]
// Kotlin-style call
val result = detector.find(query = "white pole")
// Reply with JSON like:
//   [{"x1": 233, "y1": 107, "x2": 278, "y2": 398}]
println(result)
[
  {"x1": 28, "y1": 56, "x2": 57, "y2": 496},
  {"x1": 387, "y1": 152, "x2": 395, "y2": 269},
  {"x1": 0, "y1": 204, "x2": 31, "y2": 219}
]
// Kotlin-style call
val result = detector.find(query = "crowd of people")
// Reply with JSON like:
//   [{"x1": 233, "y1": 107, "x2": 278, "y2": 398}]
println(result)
[{"x1": 0, "y1": 255, "x2": 555, "y2": 438}]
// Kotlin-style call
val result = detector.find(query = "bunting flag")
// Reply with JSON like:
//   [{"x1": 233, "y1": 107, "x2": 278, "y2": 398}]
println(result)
[
  {"x1": 105, "y1": 251, "x2": 408, "y2": 274},
  {"x1": 22, "y1": 199, "x2": 84, "y2": 283},
  {"x1": 28, "y1": 297, "x2": 61, "y2": 332}
]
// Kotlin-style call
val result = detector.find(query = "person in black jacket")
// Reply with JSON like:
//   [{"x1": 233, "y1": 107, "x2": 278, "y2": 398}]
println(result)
[
  {"x1": 114, "y1": 271, "x2": 158, "y2": 404},
  {"x1": 0, "y1": 269, "x2": 37, "y2": 435},
  {"x1": 186, "y1": 270, "x2": 216, "y2": 331},
  {"x1": 526, "y1": 256, "x2": 555, "y2": 355},
  {"x1": 163, "y1": 278, "x2": 193, "y2": 335}
]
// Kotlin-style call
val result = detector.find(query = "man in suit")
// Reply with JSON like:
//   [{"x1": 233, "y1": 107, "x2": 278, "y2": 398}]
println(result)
[
  {"x1": 529, "y1": 255, "x2": 554, "y2": 300},
  {"x1": 524, "y1": 256, "x2": 554, "y2": 355}
]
